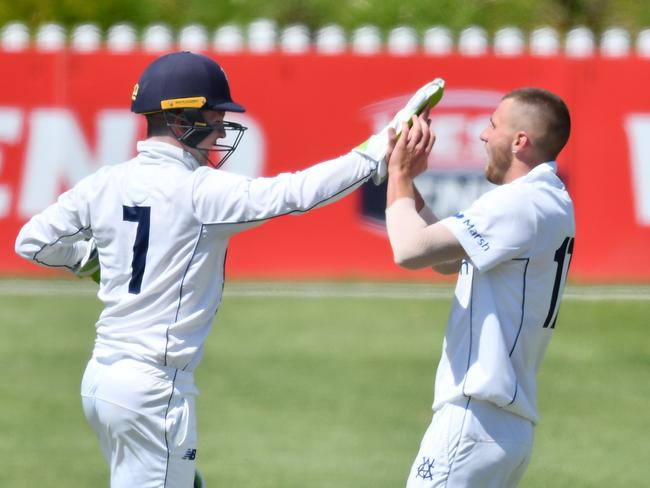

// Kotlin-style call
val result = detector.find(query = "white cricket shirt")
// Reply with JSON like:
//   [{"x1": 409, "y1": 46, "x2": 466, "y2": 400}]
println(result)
[
  {"x1": 437, "y1": 162, "x2": 575, "y2": 423},
  {"x1": 16, "y1": 140, "x2": 376, "y2": 371}
]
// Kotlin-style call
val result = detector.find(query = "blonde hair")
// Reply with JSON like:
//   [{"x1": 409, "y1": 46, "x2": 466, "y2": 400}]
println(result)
[{"x1": 504, "y1": 88, "x2": 571, "y2": 161}]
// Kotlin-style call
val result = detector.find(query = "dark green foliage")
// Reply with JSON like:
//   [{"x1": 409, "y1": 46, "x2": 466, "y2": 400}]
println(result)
[{"x1": 1, "y1": 0, "x2": 650, "y2": 35}]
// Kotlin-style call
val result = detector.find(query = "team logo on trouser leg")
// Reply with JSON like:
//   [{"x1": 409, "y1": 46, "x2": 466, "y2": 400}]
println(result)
[{"x1": 416, "y1": 457, "x2": 435, "y2": 480}]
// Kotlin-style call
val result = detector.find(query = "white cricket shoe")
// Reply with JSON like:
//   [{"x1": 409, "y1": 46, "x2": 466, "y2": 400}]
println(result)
[{"x1": 355, "y1": 78, "x2": 445, "y2": 185}]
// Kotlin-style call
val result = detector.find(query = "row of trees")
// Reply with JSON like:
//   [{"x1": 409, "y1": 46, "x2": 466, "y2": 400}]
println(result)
[{"x1": 1, "y1": 0, "x2": 649, "y2": 35}]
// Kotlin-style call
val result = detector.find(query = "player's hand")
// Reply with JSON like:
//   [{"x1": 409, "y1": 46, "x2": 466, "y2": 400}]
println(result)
[
  {"x1": 74, "y1": 238, "x2": 101, "y2": 284},
  {"x1": 388, "y1": 114, "x2": 435, "y2": 179},
  {"x1": 353, "y1": 78, "x2": 444, "y2": 185}
]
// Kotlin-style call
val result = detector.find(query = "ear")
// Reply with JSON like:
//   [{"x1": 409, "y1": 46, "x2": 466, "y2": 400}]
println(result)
[{"x1": 512, "y1": 131, "x2": 530, "y2": 154}]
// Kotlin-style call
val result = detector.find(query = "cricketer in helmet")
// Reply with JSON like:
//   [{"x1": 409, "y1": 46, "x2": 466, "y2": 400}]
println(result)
[{"x1": 131, "y1": 51, "x2": 247, "y2": 168}]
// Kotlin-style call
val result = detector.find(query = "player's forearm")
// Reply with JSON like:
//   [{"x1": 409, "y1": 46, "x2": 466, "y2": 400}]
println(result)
[
  {"x1": 15, "y1": 199, "x2": 91, "y2": 269},
  {"x1": 385, "y1": 197, "x2": 430, "y2": 269},
  {"x1": 386, "y1": 198, "x2": 466, "y2": 269},
  {"x1": 16, "y1": 219, "x2": 88, "y2": 269},
  {"x1": 432, "y1": 260, "x2": 462, "y2": 275},
  {"x1": 386, "y1": 185, "x2": 460, "y2": 274},
  {"x1": 416, "y1": 200, "x2": 437, "y2": 225},
  {"x1": 194, "y1": 151, "x2": 378, "y2": 229},
  {"x1": 15, "y1": 178, "x2": 93, "y2": 269},
  {"x1": 387, "y1": 171, "x2": 416, "y2": 208},
  {"x1": 386, "y1": 165, "x2": 428, "y2": 213},
  {"x1": 248, "y1": 151, "x2": 376, "y2": 216}
]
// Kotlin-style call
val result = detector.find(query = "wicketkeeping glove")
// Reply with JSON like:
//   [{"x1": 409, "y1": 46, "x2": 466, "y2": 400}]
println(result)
[
  {"x1": 74, "y1": 238, "x2": 101, "y2": 284},
  {"x1": 355, "y1": 78, "x2": 445, "y2": 185}
]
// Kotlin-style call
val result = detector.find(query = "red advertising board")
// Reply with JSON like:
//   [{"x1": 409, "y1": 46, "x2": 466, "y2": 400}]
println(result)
[{"x1": 0, "y1": 51, "x2": 648, "y2": 281}]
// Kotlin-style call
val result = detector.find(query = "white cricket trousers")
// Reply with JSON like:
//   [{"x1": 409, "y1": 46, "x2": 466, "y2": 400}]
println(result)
[
  {"x1": 81, "y1": 357, "x2": 199, "y2": 488},
  {"x1": 405, "y1": 398, "x2": 534, "y2": 488}
]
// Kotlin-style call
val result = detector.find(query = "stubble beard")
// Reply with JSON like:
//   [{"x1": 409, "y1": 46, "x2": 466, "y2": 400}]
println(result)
[{"x1": 485, "y1": 144, "x2": 513, "y2": 185}]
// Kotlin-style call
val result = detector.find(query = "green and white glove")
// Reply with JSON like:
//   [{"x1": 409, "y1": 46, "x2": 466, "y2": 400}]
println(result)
[
  {"x1": 355, "y1": 78, "x2": 445, "y2": 185},
  {"x1": 74, "y1": 238, "x2": 100, "y2": 284}
]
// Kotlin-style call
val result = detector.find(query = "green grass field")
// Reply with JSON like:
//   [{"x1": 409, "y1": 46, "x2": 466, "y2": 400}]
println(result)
[{"x1": 0, "y1": 281, "x2": 648, "y2": 487}]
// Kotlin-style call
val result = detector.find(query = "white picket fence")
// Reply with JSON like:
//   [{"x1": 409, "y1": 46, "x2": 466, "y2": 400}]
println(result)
[{"x1": 1, "y1": 19, "x2": 648, "y2": 57}]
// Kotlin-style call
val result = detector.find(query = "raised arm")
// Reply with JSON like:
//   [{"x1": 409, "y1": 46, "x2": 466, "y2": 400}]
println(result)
[
  {"x1": 385, "y1": 115, "x2": 467, "y2": 271},
  {"x1": 192, "y1": 150, "x2": 377, "y2": 230},
  {"x1": 193, "y1": 79, "x2": 447, "y2": 232}
]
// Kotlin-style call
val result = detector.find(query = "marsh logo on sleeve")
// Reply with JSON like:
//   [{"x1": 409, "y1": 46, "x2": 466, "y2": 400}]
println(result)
[{"x1": 455, "y1": 212, "x2": 490, "y2": 251}]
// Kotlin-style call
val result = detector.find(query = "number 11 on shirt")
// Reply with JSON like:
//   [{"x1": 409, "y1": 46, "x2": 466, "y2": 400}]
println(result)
[{"x1": 543, "y1": 236, "x2": 575, "y2": 329}]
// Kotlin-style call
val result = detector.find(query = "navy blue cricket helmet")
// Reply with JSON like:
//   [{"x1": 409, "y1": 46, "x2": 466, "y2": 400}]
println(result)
[
  {"x1": 130, "y1": 51, "x2": 247, "y2": 168},
  {"x1": 131, "y1": 51, "x2": 245, "y2": 114}
]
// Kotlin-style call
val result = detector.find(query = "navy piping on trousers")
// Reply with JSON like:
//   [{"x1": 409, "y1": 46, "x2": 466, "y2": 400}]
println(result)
[{"x1": 162, "y1": 369, "x2": 179, "y2": 487}]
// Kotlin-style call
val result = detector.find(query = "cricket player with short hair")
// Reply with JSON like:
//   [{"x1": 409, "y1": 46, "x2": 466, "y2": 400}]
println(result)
[
  {"x1": 384, "y1": 88, "x2": 574, "y2": 487},
  {"x1": 14, "y1": 50, "x2": 443, "y2": 487}
]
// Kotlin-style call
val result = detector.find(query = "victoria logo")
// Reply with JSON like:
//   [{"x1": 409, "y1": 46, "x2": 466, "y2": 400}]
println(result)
[{"x1": 416, "y1": 456, "x2": 435, "y2": 480}]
